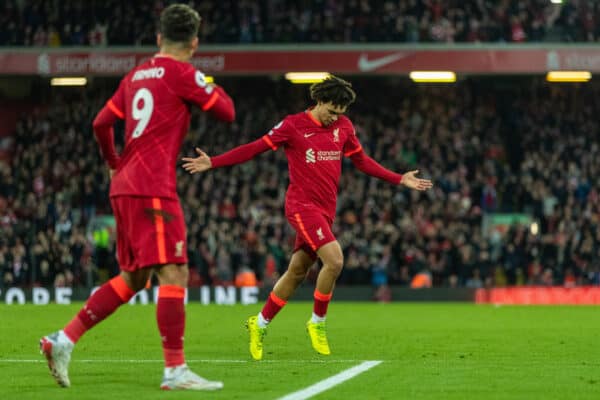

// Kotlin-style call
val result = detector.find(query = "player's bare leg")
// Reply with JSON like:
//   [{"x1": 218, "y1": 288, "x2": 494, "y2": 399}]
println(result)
[
  {"x1": 246, "y1": 250, "x2": 314, "y2": 360},
  {"x1": 40, "y1": 269, "x2": 149, "y2": 388},
  {"x1": 155, "y1": 263, "x2": 223, "y2": 391},
  {"x1": 306, "y1": 241, "x2": 344, "y2": 355},
  {"x1": 272, "y1": 250, "x2": 316, "y2": 300},
  {"x1": 315, "y1": 241, "x2": 344, "y2": 295}
]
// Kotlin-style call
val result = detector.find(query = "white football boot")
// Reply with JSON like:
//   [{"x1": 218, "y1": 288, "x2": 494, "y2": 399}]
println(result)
[
  {"x1": 160, "y1": 364, "x2": 223, "y2": 391},
  {"x1": 40, "y1": 331, "x2": 73, "y2": 388}
]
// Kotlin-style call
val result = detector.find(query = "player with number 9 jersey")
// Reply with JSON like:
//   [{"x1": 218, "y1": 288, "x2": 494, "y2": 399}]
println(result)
[
  {"x1": 41, "y1": 5, "x2": 234, "y2": 392},
  {"x1": 96, "y1": 56, "x2": 234, "y2": 199},
  {"x1": 92, "y1": 56, "x2": 234, "y2": 270}
]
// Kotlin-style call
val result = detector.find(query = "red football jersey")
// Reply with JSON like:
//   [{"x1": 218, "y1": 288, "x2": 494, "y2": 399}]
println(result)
[
  {"x1": 105, "y1": 55, "x2": 228, "y2": 199},
  {"x1": 262, "y1": 111, "x2": 362, "y2": 219}
]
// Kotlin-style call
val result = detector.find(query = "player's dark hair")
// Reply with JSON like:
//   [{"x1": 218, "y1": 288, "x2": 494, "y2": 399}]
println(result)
[
  {"x1": 309, "y1": 75, "x2": 356, "y2": 108},
  {"x1": 159, "y1": 4, "x2": 201, "y2": 45}
]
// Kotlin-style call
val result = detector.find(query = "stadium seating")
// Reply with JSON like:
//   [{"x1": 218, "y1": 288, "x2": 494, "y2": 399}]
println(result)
[
  {"x1": 1, "y1": 78, "x2": 599, "y2": 289},
  {"x1": 0, "y1": 0, "x2": 598, "y2": 46}
]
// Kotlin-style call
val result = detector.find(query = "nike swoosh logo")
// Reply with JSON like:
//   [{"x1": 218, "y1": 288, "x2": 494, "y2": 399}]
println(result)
[
  {"x1": 357, "y1": 53, "x2": 407, "y2": 72},
  {"x1": 304, "y1": 133, "x2": 315, "y2": 138}
]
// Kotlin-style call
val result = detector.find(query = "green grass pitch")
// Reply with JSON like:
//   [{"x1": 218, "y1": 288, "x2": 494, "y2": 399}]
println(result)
[{"x1": 1, "y1": 302, "x2": 599, "y2": 399}]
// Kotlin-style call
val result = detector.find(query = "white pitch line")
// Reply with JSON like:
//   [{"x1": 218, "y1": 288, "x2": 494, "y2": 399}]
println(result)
[
  {"x1": 0, "y1": 359, "x2": 373, "y2": 364},
  {"x1": 276, "y1": 360, "x2": 382, "y2": 400}
]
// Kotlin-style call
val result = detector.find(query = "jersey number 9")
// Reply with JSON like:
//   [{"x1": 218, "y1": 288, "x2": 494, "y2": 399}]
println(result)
[{"x1": 132, "y1": 88, "x2": 154, "y2": 138}]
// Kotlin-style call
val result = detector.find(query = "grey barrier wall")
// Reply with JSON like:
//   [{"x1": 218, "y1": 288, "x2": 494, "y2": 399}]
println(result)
[{"x1": 0, "y1": 286, "x2": 477, "y2": 305}]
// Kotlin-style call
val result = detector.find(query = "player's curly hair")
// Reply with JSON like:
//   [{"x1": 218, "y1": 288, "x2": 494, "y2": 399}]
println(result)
[
  {"x1": 309, "y1": 75, "x2": 356, "y2": 108},
  {"x1": 159, "y1": 4, "x2": 201, "y2": 45}
]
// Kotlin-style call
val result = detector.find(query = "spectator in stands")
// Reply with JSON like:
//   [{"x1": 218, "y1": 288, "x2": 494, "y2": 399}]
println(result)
[{"x1": 465, "y1": 268, "x2": 483, "y2": 289}]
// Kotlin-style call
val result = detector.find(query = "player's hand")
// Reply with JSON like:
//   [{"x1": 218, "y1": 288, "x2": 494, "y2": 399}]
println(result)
[
  {"x1": 109, "y1": 169, "x2": 115, "y2": 179},
  {"x1": 400, "y1": 170, "x2": 433, "y2": 191},
  {"x1": 182, "y1": 147, "x2": 212, "y2": 174}
]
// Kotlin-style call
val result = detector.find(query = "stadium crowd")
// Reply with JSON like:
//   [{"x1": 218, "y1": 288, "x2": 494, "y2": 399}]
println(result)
[
  {"x1": 0, "y1": 0, "x2": 599, "y2": 46},
  {"x1": 1, "y1": 77, "x2": 599, "y2": 290}
]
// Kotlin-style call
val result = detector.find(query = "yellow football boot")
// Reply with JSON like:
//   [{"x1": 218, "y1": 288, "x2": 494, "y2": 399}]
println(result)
[
  {"x1": 306, "y1": 320, "x2": 331, "y2": 355},
  {"x1": 245, "y1": 316, "x2": 267, "y2": 360}
]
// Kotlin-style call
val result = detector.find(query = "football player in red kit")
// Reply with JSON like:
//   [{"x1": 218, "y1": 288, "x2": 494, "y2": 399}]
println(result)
[
  {"x1": 40, "y1": 4, "x2": 234, "y2": 390},
  {"x1": 182, "y1": 75, "x2": 432, "y2": 360}
]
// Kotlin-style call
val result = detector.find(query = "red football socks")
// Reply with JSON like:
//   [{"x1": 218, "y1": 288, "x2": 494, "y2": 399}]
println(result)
[
  {"x1": 260, "y1": 292, "x2": 287, "y2": 321},
  {"x1": 157, "y1": 285, "x2": 186, "y2": 367},
  {"x1": 313, "y1": 289, "x2": 333, "y2": 318},
  {"x1": 64, "y1": 275, "x2": 136, "y2": 343}
]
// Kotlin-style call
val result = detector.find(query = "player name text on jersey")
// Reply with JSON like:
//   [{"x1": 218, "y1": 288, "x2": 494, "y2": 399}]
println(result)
[{"x1": 132, "y1": 67, "x2": 165, "y2": 81}]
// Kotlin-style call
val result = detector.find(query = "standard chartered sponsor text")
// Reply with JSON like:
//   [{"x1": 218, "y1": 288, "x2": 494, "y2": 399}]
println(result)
[{"x1": 317, "y1": 151, "x2": 341, "y2": 161}]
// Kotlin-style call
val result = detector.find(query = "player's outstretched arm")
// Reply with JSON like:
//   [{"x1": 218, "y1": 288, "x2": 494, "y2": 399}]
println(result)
[
  {"x1": 349, "y1": 150, "x2": 432, "y2": 191},
  {"x1": 182, "y1": 137, "x2": 271, "y2": 174},
  {"x1": 398, "y1": 170, "x2": 433, "y2": 191}
]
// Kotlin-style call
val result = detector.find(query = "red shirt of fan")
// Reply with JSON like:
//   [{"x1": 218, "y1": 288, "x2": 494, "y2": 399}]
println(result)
[
  {"x1": 262, "y1": 111, "x2": 362, "y2": 220},
  {"x1": 107, "y1": 56, "x2": 220, "y2": 199}
]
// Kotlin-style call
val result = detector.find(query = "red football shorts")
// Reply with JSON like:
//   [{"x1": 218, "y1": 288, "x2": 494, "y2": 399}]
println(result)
[
  {"x1": 110, "y1": 196, "x2": 188, "y2": 271},
  {"x1": 287, "y1": 210, "x2": 336, "y2": 260}
]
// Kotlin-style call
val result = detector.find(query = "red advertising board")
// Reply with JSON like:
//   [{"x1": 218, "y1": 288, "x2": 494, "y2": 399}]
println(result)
[
  {"x1": 1, "y1": 47, "x2": 600, "y2": 75},
  {"x1": 476, "y1": 287, "x2": 600, "y2": 305}
]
